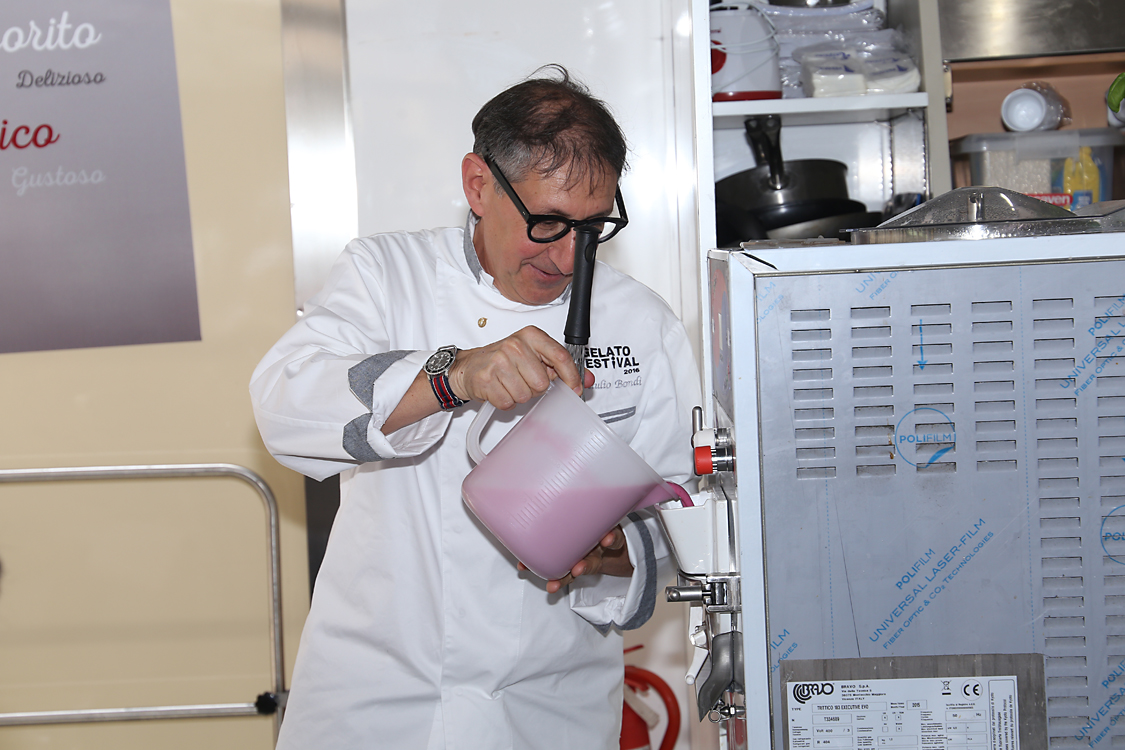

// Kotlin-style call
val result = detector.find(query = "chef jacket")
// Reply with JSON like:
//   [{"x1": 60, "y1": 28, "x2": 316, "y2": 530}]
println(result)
[{"x1": 249, "y1": 217, "x2": 700, "y2": 749}]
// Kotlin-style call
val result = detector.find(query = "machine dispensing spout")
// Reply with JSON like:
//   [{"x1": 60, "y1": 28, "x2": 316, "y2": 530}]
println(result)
[
  {"x1": 563, "y1": 225, "x2": 600, "y2": 396},
  {"x1": 694, "y1": 630, "x2": 745, "y2": 721}
]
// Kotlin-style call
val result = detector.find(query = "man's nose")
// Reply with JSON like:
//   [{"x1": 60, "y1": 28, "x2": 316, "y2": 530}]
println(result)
[{"x1": 548, "y1": 232, "x2": 577, "y2": 276}]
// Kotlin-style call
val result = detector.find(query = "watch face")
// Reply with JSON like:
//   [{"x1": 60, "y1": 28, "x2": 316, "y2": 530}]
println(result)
[{"x1": 425, "y1": 349, "x2": 455, "y2": 375}]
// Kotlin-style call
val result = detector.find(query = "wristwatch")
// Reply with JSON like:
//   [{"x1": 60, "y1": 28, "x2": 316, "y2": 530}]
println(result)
[{"x1": 424, "y1": 345, "x2": 467, "y2": 410}]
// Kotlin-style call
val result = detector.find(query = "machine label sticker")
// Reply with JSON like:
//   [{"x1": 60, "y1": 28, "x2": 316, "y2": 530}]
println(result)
[
  {"x1": 786, "y1": 676, "x2": 1019, "y2": 750},
  {"x1": 894, "y1": 407, "x2": 956, "y2": 468}
]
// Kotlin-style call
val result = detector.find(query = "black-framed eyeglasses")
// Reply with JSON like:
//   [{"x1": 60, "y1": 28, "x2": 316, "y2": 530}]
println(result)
[{"x1": 485, "y1": 156, "x2": 628, "y2": 244}]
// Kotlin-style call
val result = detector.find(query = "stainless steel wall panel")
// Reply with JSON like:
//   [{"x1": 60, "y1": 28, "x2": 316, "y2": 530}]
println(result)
[
  {"x1": 938, "y1": 0, "x2": 1125, "y2": 62},
  {"x1": 280, "y1": 0, "x2": 358, "y2": 312}
]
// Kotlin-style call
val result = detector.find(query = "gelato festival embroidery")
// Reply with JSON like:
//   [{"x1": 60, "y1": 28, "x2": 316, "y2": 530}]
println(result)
[
  {"x1": 583, "y1": 345, "x2": 641, "y2": 375},
  {"x1": 585, "y1": 344, "x2": 642, "y2": 391}
]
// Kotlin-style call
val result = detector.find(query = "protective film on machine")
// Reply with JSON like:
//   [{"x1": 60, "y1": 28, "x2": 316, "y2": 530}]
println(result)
[{"x1": 747, "y1": 256, "x2": 1125, "y2": 747}]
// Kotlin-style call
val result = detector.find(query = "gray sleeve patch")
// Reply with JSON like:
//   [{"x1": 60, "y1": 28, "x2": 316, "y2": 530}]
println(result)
[
  {"x1": 598, "y1": 406, "x2": 636, "y2": 425},
  {"x1": 619, "y1": 511, "x2": 657, "y2": 631},
  {"x1": 342, "y1": 413, "x2": 385, "y2": 463},
  {"x1": 348, "y1": 350, "x2": 413, "y2": 410}
]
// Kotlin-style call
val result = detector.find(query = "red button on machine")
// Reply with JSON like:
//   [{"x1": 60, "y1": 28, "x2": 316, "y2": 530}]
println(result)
[{"x1": 694, "y1": 445, "x2": 714, "y2": 475}]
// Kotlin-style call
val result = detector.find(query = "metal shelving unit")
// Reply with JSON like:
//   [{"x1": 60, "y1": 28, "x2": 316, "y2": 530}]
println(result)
[{"x1": 712, "y1": 92, "x2": 932, "y2": 128}]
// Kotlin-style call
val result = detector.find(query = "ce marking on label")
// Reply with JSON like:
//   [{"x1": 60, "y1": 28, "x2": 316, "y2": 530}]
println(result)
[{"x1": 962, "y1": 681, "x2": 982, "y2": 697}]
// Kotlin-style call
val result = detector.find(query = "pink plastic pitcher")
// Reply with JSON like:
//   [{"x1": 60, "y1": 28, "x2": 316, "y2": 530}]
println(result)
[{"x1": 462, "y1": 380, "x2": 679, "y2": 580}]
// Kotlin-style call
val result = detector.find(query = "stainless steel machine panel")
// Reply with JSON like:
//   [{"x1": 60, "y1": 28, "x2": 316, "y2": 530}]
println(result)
[{"x1": 731, "y1": 248, "x2": 1125, "y2": 749}]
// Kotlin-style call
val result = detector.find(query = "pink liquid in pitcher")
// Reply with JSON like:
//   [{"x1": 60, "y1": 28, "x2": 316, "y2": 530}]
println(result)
[
  {"x1": 466, "y1": 481, "x2": 675, "y2": 580},
  {"x1": 461, "y1": 381, "x2": 679, "y2": 580}
]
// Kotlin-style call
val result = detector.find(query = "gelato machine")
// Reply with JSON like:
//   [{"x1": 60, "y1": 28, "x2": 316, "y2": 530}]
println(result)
[{"x1": 660, "y1": 189, "x2": 1125, "y2": 750}]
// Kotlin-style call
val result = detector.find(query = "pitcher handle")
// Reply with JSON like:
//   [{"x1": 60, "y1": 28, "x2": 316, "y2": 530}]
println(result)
[{"x1": 465, "y1": 401, "x2": 497, "y2": 466}]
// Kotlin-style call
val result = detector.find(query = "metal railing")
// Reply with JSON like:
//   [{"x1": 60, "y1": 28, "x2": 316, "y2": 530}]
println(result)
[{"x1": 0, "y1": 463, "x2": 287, "y2": 739}]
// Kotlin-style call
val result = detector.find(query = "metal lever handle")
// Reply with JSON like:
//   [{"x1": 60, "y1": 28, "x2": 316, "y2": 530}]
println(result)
[
  {"x1": 691, "y1": 406, "x2": 735, "y2": 475},
  {"x1": 666, "y1": 585, "x2": 706, "y2": 603},
  {"x1": 744, "y1": 115, "x2": 786, "y2": 190}
]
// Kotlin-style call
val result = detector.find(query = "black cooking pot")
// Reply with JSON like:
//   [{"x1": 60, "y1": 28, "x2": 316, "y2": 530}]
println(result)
[
  {"x1": 766, "y1": 211, "x2": 883, "y2": 241},
  {"x1": 716, "y1": 115, "x2": 863, "y2": 233},
  {"x1": 716, "y1": 199, "x2": 768, "y2": 247}
]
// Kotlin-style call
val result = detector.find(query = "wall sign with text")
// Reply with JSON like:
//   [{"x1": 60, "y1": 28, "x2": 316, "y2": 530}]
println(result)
[{"x1": 1, "y1": 1, "x2": 199, "y2": 354}]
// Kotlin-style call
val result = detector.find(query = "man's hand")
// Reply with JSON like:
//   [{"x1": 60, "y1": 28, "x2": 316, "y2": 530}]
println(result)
[
  {"x1": 381, "y1": 326, "x2": 592, "y2": 435},
  {"x1": 450, "y1": 326, "x2": 590, "y2": 409},
  {"x1": 519, "y1": 526, "x2": 633, "y2": 594}
]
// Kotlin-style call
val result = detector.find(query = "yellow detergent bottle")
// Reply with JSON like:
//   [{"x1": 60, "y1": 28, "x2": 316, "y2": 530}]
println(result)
[{"x1": 1063, "y1": 145, "x2": 1101, "y2": 209}]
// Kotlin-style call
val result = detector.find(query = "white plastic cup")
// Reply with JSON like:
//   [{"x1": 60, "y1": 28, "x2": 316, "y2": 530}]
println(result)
[
  {"x1": 1002, "y1": 87, "x2": 1064, "y2": 132},
  {"x1": 1108, "y1": 102, "x2": 1125, "y2": 128}
]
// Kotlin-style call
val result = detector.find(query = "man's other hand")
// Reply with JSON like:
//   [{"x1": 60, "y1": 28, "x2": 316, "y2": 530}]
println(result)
[{"x1": 519, "y1": 526, "x2": 633, "y2": 593}]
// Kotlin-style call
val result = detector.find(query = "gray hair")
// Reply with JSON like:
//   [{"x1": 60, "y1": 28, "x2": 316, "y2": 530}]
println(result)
[{"x1": 472, "y1": 64, "x2": 628, "y2": 190}]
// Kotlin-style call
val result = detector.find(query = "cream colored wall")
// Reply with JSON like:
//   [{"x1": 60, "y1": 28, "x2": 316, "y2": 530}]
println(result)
[{"x1": 0, "y1": 1, "x2": 308, "y2": 748}]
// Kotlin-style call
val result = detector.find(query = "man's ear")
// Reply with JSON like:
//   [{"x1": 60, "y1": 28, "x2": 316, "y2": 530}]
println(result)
[{"x1": 462, "y1": 153, "x2": 489, "y2": 216}]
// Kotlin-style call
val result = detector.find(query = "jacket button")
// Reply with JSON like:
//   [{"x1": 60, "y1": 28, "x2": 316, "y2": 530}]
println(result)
[{"x1": 478, "y1": 317, "x2": 487, "y2": 328}]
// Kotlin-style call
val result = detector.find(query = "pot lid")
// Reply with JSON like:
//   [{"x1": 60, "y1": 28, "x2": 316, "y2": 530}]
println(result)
[
  {"x1": 849, "y1": 187, "x2": 1125, "y2": 244},
  {"x1": 766, "y1": 0, "x2": 855, "y2": 6}
]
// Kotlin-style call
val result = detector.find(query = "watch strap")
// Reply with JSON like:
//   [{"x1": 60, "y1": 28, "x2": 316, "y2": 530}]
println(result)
[{"x1": 430, "y1": 372, "x2": 466, "y2": 410}]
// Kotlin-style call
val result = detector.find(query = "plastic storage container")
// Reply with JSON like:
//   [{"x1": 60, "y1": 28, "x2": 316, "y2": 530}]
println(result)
[{"x1": 950, "y1": 128, "x2": 1125, "y2": 210}]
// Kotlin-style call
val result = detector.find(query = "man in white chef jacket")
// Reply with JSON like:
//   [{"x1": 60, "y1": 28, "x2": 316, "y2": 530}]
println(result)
[{"x1": 250, "y1": 66, "x2": 699, "y2": 749}]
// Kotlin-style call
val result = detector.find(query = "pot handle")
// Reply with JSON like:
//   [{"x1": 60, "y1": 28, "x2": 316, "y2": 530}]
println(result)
[
  {"x1": 744, "y1": 118, "x2": 770, "y2": 165},
  {"x1": 465, "y1": 401, "x2": 496, "y2": 466},
  {"x1": 744, "y1": 115, "x2": 786, "y2": 190}
]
